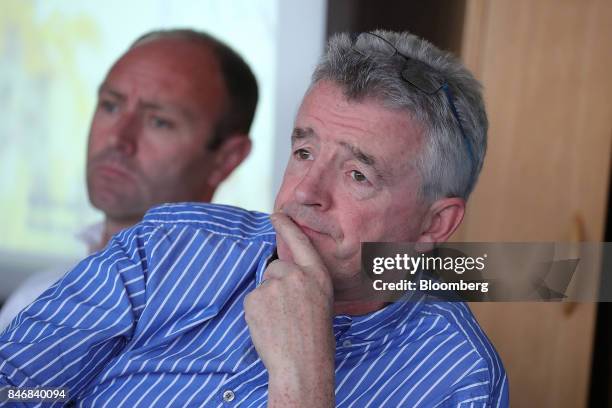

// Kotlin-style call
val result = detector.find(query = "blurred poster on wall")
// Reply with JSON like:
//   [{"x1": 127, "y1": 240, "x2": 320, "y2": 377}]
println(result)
[{"x1": 0, "y1": 0, "x2": 278, "y2": 259}]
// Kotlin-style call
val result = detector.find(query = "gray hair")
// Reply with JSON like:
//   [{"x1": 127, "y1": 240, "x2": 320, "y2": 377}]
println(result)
[
  {"x1": 312, "y1": 30, "x2": 487, "y2": 201},
  {"x1": 131, "y1": 29, "x2": 258, "y2": 150}
]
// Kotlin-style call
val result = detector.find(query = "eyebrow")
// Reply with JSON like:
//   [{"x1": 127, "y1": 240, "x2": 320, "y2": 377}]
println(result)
[
  {"x1": 98, "y1": 86, "x2": 125, "y2": 101},
  {"x1": 98, "y1": 85, "x2": 193, "y2": 119},
  {"x1": 291, "y1": 127, "x2": 315, "y2": 144},
  {"x1": 338, "y1": 141, "x2": 375, "y2": 166},
  {"x1": 291, "y1": 126, "x2": 387, "y2": 180}
]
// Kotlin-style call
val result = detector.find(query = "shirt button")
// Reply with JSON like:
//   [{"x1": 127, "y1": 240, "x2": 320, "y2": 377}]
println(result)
[
  {"x1": 342, "y1": 339, "x2": 352, "y2": 347},
  {"x1": 222, "y1": 390, "x2": 235, "y2": 402}
]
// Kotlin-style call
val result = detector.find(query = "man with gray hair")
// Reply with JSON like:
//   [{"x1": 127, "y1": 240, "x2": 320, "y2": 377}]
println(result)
[{"x1": 0, "y1": 30, "x2": 508, "y2": 407}]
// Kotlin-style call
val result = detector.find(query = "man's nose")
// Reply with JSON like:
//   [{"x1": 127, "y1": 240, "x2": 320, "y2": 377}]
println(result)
[
  {"x1": 107, "y1": 112, "x2": 139, "y2": 156},
  {"x1": 293, "y1": 164, "x2": 332, "y2": 211}
]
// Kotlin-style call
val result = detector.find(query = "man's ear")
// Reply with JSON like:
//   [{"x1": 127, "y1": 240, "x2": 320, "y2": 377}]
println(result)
[
  {"x1": 415, "y1": 197, "x2": 465, "y2": 252},
  {"x1": 207, "y1": 134, "x2": 252, "y2": 188}
]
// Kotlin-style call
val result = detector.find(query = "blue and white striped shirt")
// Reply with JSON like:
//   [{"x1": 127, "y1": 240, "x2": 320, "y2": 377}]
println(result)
[{"x1": 0, "y1": 203, "x2": 508, "y2": 407}]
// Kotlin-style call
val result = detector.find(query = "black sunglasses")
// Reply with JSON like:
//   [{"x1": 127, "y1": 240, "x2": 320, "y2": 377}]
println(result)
[{"x1": 350, "y1": 32, "x2": 475, "y2": 170}]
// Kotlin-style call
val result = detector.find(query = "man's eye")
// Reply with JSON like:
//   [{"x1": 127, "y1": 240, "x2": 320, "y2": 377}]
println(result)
[
  {"x1": 294, "y1": 149, "x2": 312, "y2": 160},
  {"x1": 99, "y1": 100, "x2": 118, "y2": 114},
  {"x1": 350, "y1": 170, "x2": 368, "y2": 183},
  {"x1": 150, "y1": 117, "x2": 174, "y2": 129}
]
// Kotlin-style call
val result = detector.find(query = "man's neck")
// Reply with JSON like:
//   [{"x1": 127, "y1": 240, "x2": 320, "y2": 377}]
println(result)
[
  {"x1": 331, "y1": 274, "x2": 392, "y2": 316},
  {"x1": 333, "y1": 300, "x2": 387, "y2": 316}
]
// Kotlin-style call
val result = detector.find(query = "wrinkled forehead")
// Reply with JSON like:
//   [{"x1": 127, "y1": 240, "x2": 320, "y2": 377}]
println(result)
[
  {"x1": 107, "y1": 38, "x2": 224, "y2": 96},
  {"x1": 296, "y1": 80, "x2": 424, "y2": 161},
  {"x1": 103, "y1": 38, "x2": 227, "y2": 119}
]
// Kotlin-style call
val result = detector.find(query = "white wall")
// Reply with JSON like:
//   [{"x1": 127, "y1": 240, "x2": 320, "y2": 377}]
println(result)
[{"x1": 272, "y1": 0, "x2": 327, "y2": 199}]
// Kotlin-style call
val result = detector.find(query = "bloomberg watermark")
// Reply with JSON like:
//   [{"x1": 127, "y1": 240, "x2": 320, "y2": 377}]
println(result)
[{"x1": 361, "y1": 242, "x2": 612, "y2": 302}]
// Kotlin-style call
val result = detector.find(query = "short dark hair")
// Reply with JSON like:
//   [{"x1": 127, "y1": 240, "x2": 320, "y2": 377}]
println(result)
[{"x1": 132, "y1": 29, "x2": 259, "y2": 150}]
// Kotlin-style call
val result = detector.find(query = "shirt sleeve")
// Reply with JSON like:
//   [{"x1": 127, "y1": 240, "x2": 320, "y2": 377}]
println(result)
[
  {"x1": 435, "y1": 357, "x2": 509, "y2": 408},
  {"x1": 0, "y1": 263, "x2": 77, "y2": 332},
  {"x1": 0, "y1": 223, "x2": 153, "y2": 400}
]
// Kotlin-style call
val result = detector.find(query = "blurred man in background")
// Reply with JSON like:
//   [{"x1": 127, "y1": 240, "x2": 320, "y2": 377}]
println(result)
[{"x1": 0, "y1": 28, "x2": 257, "y2": 329}]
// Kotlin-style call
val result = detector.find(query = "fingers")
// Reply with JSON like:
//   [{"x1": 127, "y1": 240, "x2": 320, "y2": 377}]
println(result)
[
  {"x1": 271, "y1": 213, "x2": 325, "y2": 270},
  {"x1": 261, "y1": 260, "x2": 289, "y2": 281}
]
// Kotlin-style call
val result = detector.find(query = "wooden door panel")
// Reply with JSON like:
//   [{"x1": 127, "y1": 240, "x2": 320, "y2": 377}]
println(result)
[{"x1": 459, "y1": 0, "x2": 612, "y2": 406}]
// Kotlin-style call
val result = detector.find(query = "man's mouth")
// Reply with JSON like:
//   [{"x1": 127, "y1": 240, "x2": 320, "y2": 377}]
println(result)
[
  {"x1": 92, "y1": 162, "x2": 134, "y2": 181},
  {"x1": 295, "y1": 220, "x2": 322, "y2": 236},
  {"x1": 289, "y1": 216, "x2": 329, "y2": 242},
  {"x1": 279, "y1": 203, "x2": 341, "y2": 241}
]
